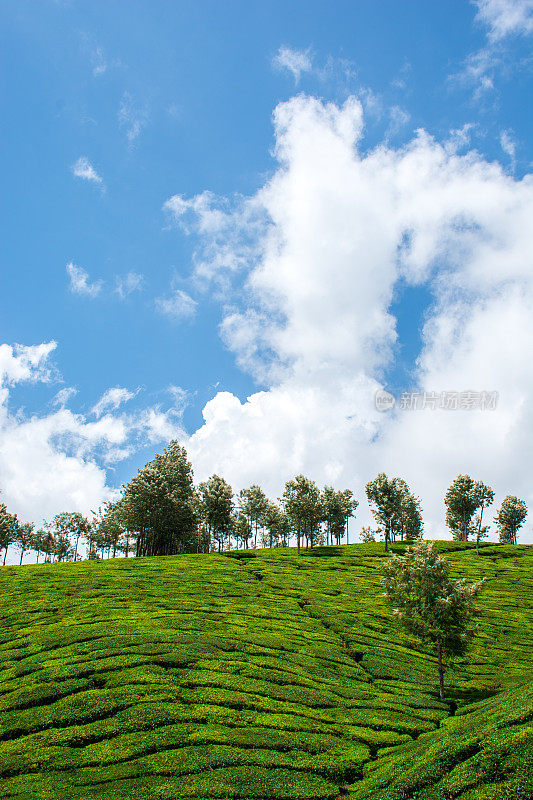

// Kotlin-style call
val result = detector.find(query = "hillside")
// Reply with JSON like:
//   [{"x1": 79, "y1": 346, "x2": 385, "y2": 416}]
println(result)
[{"x1": 0, "y1": 542, "x2": 531, "y2": 799}]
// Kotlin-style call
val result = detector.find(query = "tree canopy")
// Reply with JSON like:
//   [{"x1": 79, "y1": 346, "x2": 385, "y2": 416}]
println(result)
[{"x1": 381, "y1": 539, "x2": 484, "y2": 699}]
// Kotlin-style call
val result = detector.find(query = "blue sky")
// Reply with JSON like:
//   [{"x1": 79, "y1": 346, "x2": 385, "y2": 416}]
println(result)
[{"x1": 1, "y1": 0, "x2": 533, "y2": 543}]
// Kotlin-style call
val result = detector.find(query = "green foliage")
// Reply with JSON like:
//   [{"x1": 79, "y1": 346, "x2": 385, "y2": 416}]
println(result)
[
  {"x1": 495, "y1": 495, "x2": 527, "y2": 544},
  {"x1": 445, "y1": 476, "x2": 494, "y2": 542},
  {"x1": 198, "y1": 475, "x2": 234, "y2": 552},
  {"x1": 0, "y1": 541, "x2": 531, "y2": 799},
  {"x1": 0, "y1": 502, "x2": 19, "y2": 565},
  {"x1": 121, "y1": 441, "x2": 197, "y2": 556},
  {"x1": 365, "y1": 474, "x2": 422, "y2": 550},
  {"x1": 282, "y1": 475, "x2": 323, "y2": 551},
  {"x1": 381, "y1": 540, "x2": 484, "y2": 698}
]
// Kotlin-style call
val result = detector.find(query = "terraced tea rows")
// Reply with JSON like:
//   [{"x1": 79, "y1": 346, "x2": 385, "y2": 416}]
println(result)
[{"x1": 0, "y1": 542, "x2": 531, "y2": 798}]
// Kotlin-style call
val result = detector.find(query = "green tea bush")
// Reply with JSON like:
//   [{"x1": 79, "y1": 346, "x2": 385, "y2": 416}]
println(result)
[{"x1": 0, "y1": 542, "x2": 531, "y2": 799}]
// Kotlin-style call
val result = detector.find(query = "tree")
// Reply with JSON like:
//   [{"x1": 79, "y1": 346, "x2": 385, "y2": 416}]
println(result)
[
  {"x1": 495, "y1": 495, "x2": 527, "y2": 544},
  {"x1": 121, "y1": 441, "x2": 197, "y2": 557},
  {"x1": 474, "y1": 483, "x2": 495, "y2": 554},
  {"x1": 322, "y1": 487, "x2": 358, "y2": 545},
  {"x1": 359, "y1": 526, "x2": 377, "y2": 543},
  {"x1": 31, "y1": 528, "x2": 48, "y2": 563},
  {"x1": 197, "y1": 475, "x2": 234, "y2": 552},
  {"x1": 92, "y1": 503, "x2": 126, "y2": 558},
  {"x1": 232, "y1": 511, "x2": 253, "y2": 549},
  {"x1": 282, "y1": 475, "x2": 323, "y2": 554},
  {"x1": 238, "y1": 486, "x2": 269, "y2": 548},
  {"x1": 53, "y1": 534, "x2": 74, "y2": 562},
  {"x1": 0, "y1": 503, "x2": 19, "y2": 565},
  {"x1": 444, "y1": 476, "x2": 493, "y2": 542},
  {"x1": 366, "y1": 474, "x2": 420, "y2": 551},
  {"x1": 262, "y1": 502, "x2": 291, "y2": 548},
  {"x1": 15, "y1": 522, "x2": 34, "y2": 565},
  {"x1": 381, "y1": 540, "x2": 484, "y2": 699},
  {"x1": 51, "y1": 512, "x2": 92, "y2": 561}
]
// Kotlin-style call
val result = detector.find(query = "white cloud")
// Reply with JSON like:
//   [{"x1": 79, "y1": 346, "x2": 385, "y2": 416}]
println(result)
[
  {"x1": 0, "y1": 343, "x2": 186, "y2": 530},
  {"x1": 92, "y1": 387, "x2": 137, "y2": 418},
  {"x1": 454, "y1": 1, "x2": 533, "y2": 97},
  {"x1": 66, "y1": 262, "x2": 103, "y2": 297},
  {"x1": 53, "y1": 387, "x2": 77, "y2": 407},
  {"x1": 272, "y1": 46, "x2": 313, "y2": 84},
  {"x1": 164, "y1": 93, "x2": 533, "y2": 543},
  {"x1": 500, "y1": 129, "x2": 517, "y2": 168},
  {"x1": 155, "y1": 288, "x2": 198, "y2": 320},
  {"x1": 118, "y1": 92, "x2": 148, "y2": 145},
  {"x1": 71, "y1": 157, "x2": 104, "y2": 186},
  {"x1": 475, "y1": 0, "x2": 533, "y2": 41},
  {"x1": 115, "y1": 272, "x2": 145, "y2": 299}
]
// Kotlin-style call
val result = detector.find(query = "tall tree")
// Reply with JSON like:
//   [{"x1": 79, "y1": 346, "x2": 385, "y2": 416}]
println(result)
[
  {"x1": 366, "y1": 473, "x2": 418, "y2": 551},
  {"x1": 197, "y1": 475, "x2": 234, "y2": 552},
  {"x1": 282, "y1": 475, "x2": 322, "y2": 553},
  {"x1": 381, "y1": 540, "x2": 484, "y2": 699},
  {"x1": 15, "y1": 522, "x2": 34, "y2": 565},
  {"x1": 121, "y1": 441, "x2": 197, "y2": 557},
  {"x1": 0, "y1": 503, "x2": 19, "y2": 565},
  {"x1": 51, "y1": 512, "x2": 91, "y2": 561},
  {"x1": 238, "y1": 486, "x2": 269, "y2": 548},
  {"x1": 474, "y1": 483, "x2": 495, "y2": 554},
  {"x1": 495, "y1": 496, "x2": 527, "y2": 544},
  {"x1": 444, "y1": 475, "x2": 491, "y2": 542},
  {"x1": 262, "y1": 502, "x2": 291, "y2": 548},
  {"x1": 322, "y1": 486, "x2": 358, "y2": 545}
]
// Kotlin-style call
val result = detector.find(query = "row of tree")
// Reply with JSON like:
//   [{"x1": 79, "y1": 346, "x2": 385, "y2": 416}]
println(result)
[
  {"x1": 0, "y1": 442, "x2": 528, "y2": 565},
  {"x1": 361, "y1": 472, "x2": 527, "y2": 553}
]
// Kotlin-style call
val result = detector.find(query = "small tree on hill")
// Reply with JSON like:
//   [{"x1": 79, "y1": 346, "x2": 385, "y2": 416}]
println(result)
[
  {"x1": 322, "y1": 486, "x2": 358, "y2": 545},
  {"x1": 198, "y1": 475, "x2": 234, "y2": 552},
  {"x1": 495, "y1": 495, "x2": 527, "y2": 544},
  {"x1": 282, "y1": 475, "x2": 322, "y2": 553},
  {"x1": 366, "y1": 474, "x2": 420, "y2": 550},
  {"x1": 381, "y1": 540, "x2": 484, "y2": 700},
  {"x1": 15, "y1": 522, "x2": 34, "y2": 565},
  {"x1": 0, "y1": 503, "x2": 19, "y2": 565},
  {"x1": 445, "y1": 476, "x2": 493, "y2": 542}
]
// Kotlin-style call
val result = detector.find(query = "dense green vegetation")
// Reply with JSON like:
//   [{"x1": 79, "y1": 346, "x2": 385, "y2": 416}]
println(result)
[{"x1": 0, "y1": 541, "x2": 531, "y2": 798}]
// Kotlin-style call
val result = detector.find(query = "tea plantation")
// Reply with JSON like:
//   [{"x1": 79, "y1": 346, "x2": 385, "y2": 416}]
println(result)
[{"x1": 0, "y1": 542, "x2": 531, "y2": 799}]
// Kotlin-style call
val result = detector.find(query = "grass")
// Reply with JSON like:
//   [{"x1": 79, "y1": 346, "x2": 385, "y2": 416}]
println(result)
[{"x1": 0, "y1": 541, "x2": 531, "y2": 798}]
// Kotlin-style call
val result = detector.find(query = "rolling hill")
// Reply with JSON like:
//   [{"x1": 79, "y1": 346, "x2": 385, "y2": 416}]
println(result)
[{"x1": 0, "y1": 541, "x2": 531, "y2": 799}]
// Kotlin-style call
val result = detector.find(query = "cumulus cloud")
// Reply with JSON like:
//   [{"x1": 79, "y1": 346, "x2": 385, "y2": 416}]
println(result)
[
  {"x1": 155, "y1": 287, "x2": 198, "y2": 320},
  {"x1": 71, "y1": 157, "x2": 104, "y2": 186},
  {"x1": 66, "y1": 262, "x2": 103, "y2": 297},
  {"x1": 475, "y1": 0, "x2": 533, "y2": 41},
  {"x1": 272, "y1": 46, "x2": 313, "y2": 84},
  {"x1": 0, "y1": 343, "x2": 186, "y2": 529},
  {"x1": 162, "y1": 94, "x2": 533, "y2": 543}
]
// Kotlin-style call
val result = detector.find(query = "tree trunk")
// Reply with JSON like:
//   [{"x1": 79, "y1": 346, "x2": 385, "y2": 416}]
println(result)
[
  {"x1": 346, "y1": 516, "x2": 349, "y2": 545},
  {"x1": 476, "y1": 505, "x2": 484, "y2": 555},
  {"x1": 437, "y1": 640, "x2": 445, "y2": 700},
  {"x1": 3, "y1": 548, "x2": 7, "y2": 566},
  {"x1": 297, "y1": 522, "x2": 301, "y2": 555},
  {"x1": 19, "y1": 550, "x2": 24, "y2": 565}
]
